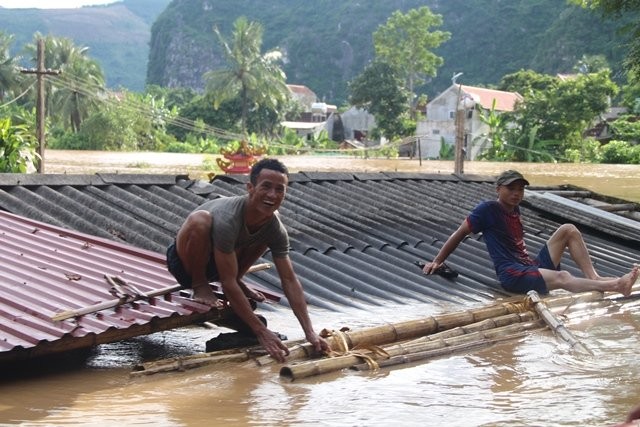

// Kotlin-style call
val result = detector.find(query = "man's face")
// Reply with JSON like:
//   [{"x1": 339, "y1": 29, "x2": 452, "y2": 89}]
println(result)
[
  {"x1": 247, "y1": 168, "x2": 288, "y2": 215},
  {"x1": 497, "y1": 180, "x2": 526, "y2": 209}
]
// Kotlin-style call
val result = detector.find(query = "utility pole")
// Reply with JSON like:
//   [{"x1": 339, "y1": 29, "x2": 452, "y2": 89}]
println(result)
[
  {"x1": 452, "y1": 72, "x2": 464, "y2": 175},
  {"x1": 20, "y1": 38, "x2": 60, "y2": 173}
]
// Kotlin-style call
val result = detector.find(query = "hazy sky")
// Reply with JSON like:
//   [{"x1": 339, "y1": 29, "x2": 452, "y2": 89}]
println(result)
[{"x1": 0, "y1": 0, "x2": 118, "y2": 8}]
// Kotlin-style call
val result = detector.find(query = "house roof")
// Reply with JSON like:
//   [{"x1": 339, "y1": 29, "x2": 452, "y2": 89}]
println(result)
[
  {"x1": 1, "y1": 171, "x2": 638, "y2": 363},
  {"x1": 287, "y1": 84, "x2": 317, "y2": 99},
  {"x1": 0, "y1": 209, "x2": 232, "y2": 363},
  {"x1": 460, "y1": 85, "x2": 523, "y2": 112}
]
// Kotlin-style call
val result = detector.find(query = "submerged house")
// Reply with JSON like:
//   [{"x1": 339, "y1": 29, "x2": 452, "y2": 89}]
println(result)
[
  {"x1": 416, "y1": 85, "x2": 523, "y2": 160},
  {"x1": 0, "y1": 171, "x2": 638, "y2": 363},
  {"x1": 281, "y1": 84, "x2": 337, "y2": 140}
]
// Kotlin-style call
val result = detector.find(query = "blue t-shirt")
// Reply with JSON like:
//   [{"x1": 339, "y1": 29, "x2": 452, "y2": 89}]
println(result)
[{"x1": 466, "y1": 201, "x2": 535, "y2": 274}]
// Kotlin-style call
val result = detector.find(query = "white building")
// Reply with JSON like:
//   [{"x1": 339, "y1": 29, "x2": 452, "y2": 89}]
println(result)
[{"x1": 416, "y1": 84, "x2": 523, "y2": 159}]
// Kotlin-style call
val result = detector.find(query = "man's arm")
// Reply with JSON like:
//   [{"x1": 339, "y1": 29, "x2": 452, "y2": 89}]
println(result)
[
  {"x1": 214, "y1": 247, "x2": 290, "y2": 362},
  {"x1": 273, "y1": 255, "x2": 330, "y2": 354},
  {"x1": 423, "y1": 219, "x2": 472, "y2": 274}
]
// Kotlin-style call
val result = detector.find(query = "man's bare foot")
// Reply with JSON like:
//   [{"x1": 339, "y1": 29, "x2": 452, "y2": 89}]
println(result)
[
  {"x1": 192, "y1": 285, "x2": 225, "y2": 309},
  {"x1": 617, "y1": 265, "x2": 640, "y2": 297},
  {"x1": 238, "y1": 279, "x2": 266, "y2": 302}
]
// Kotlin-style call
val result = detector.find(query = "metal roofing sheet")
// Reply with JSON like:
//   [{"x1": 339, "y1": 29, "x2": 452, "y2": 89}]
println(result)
[
  {"x1": 0, "y1": 171, "x2": 638, "y2": 363},
  {"x1": 0, "y1": 210, "x2": 226, "y2": 362}
]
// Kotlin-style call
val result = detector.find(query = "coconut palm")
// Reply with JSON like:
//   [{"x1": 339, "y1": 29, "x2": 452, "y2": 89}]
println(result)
[
  {"x1": 24, "y1": 34, "x2": 105, "y2": 132},
  {"x1": 204, "y1": 17, "x2": 290, "y2": 135},
  {"x1": 0, "y1": 31, "x2": 21, "y2": 102}
]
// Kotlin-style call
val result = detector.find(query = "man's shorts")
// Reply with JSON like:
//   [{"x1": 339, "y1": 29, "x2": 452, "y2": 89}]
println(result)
[
  {"x1": 166, "y1": 241, "x2": 219, "y2": 288},
  {"x1": 497, "y1": 244, "x2": 560, "y2": 294}
]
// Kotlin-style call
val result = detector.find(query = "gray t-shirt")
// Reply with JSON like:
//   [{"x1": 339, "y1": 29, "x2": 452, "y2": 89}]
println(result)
[{"x1": 195, "y1": 195, "x2": 290, "y2": 258}]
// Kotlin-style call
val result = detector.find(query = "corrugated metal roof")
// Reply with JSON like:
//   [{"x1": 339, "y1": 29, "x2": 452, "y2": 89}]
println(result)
[
  {"x1": 1, "y1": 171, "x2": 638, "y2": 363},
  {"x1": 460, "y1": 84, "x2": 524, "y2": 111},
  {"x1": 0, "y1": 209, "x2": 232, "y2": 363}
]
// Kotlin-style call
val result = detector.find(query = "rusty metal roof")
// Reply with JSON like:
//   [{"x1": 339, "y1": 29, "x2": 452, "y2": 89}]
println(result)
[
  {"x1": 0, "y1": 209, "x2": 229, "y2": 363},
  {"x1": 0, "y1": 171, "x2": 638, "y2": 364}
]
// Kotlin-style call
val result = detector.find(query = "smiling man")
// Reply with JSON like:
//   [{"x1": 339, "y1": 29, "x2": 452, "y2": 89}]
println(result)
[
  {"x1": 422, "y1": 170, "x2": 639, "y2": 296},
  {"x1": 166, "y1": 158, "x2": 329, "y2": 362}
]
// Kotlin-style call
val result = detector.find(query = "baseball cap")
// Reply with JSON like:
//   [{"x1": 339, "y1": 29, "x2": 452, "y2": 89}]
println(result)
[{"x1": 495, "y1": 170, "x2": 530, "y2": 187}]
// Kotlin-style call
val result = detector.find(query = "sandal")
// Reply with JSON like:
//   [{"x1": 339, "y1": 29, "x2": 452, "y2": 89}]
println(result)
[
  {"x1": 434, "y1": 263, "x2": 459, "y2": 279},
  {"x1": 415, "y1": 260, "x2": 459, "y2": 279}
]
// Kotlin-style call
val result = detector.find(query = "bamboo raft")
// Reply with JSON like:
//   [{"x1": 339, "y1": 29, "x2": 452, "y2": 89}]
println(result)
[{"x1": 131, "y1": 285, "x2": 638, "y2": 379}]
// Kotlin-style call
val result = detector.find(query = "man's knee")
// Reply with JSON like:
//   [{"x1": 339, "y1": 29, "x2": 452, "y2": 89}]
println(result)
[
  {"x1": 180, "y1": 211, "x2": 211, "y2": 236},
  {"x1": 177, "y1": 210, "x2": 212, "y2": 256},
  {"x1": 558, "y1": 223, "x2": 580, "y2": 237}
]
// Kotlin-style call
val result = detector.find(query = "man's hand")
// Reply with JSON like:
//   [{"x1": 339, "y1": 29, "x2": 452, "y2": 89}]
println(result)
[
  {"x1": 306, "y1": 332, "x2": 331, "y2": 355},
  {"x1": 256, "y1": 328, "x2": 290, "y2": 363},
  {"x1": 422, "y1": 261, "x2": 442, "y2": 275}
]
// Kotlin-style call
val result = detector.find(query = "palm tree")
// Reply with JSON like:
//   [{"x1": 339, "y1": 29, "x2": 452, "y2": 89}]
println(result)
[
  {"x1": 24, "y1": 34, "x2": 105, "y2": 132},
  {"x1": 204, "y1": 17, "x2": 290, "y2": 134},
  {"x1": 0, "y1": 31, "x2": 21, "y2": 102}
]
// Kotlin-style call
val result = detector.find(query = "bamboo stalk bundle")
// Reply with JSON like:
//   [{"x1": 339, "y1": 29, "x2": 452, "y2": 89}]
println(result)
[
  {"x1": 528, "y1": 290, "x2": 592, "y2": 355},
  {"x1": 280, "y1": 318, "x2": 545, "y2": 380},
  {"x1": 393, "y1": 311, "x2": 538, "y2": 348},
  {"x1": 257, "y1": 300, "x2": 531, "y2": 366},
  {"x1": 351, "y1": 331, "x2": 532, "y2": 371}
]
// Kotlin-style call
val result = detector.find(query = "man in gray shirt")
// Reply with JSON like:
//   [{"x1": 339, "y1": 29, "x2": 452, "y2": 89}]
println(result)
[{"x1": 167, "y1": 158, "x2": 329, "y2": 362}]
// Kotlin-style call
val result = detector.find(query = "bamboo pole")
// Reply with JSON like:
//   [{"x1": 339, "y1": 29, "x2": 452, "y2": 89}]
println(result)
[
  {"x1": 256, "y1": 299, "x2": 531, "y2": 366},
  {"x1": 528, "y1": 290, "x2": 592, "y2": 355},
  {"x1": 131, "y1": 335, "x2": 308, "y2": 377},
  {"x1": 351, "y1": 331, "x2": 531, "y2": 371},
  {"x1": 280, "y1": 317, "x2": 544, "y2": 380},
  {"x1": 131, "y1": 351, "x2": 252, "y2": 377},
  {"x1": 51, "y1": 262, "x2": 272, "y2": 321}
]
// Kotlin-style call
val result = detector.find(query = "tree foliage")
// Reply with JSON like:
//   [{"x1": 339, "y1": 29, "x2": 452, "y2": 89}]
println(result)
[
  {"x1": 348, "y1": 60, "x2": 410, "y2": 140},
  {"x1": 493, "y1": 69, "x2": 619, "y2": 161},
  {"x1": 0, "y1": 31, "x2": 21, "y2": 102},
  {"x1": 0, "y1": 117, "x2": 38, "y2": 173},
  {"x1": 24, "y1": 34, "x2": 105, "y2": 132},
  {"x1": 204, "y1": 16, "x2": 290, "y2": 134},
  {"x1": 372, "y1": 6, "x2": 450, "y2": 113},
  {"x1": 570, "y1": 0, "x2": 640, "y2": 76}
]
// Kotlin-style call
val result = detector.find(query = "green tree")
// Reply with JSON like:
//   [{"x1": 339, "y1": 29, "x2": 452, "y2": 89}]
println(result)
[
  {"x1": 373, "y1": 6, "x2": 450, "y2": 116},
  {"x1": 573, "y1": 54, "x2": 609, "y2": 73},
  {"x1": 570, "y1": 0, "x2": 640, "y2": 76},
  {"x1": 498, "y1": 69, "x2": 557, "y2": 96},
  {"x1": 504, "y1": 70, "x2": 618, "y2": 160},
  {"x1": 0, "y1": 31, "x2": 21, "y2": 102},
  {"x1": 204, "y1": 17, "x2": 290, "y2": 134},
  {"x1": 475, "y1": 99, "x2": 509, "y2": 160},
  {"x1": 348, "y1": 60, "x2": 410, "y2": 139},
  {"x1": 0, "y1": 117, "x2": 38, "y2": 172},
  {"x1": 24, "y1": 34, "x2": 105, "y2": 132}
]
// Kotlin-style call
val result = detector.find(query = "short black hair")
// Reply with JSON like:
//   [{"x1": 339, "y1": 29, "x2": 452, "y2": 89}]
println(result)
[{"x1": 250, "y1": 158, "x2": 289, "y2": 185}]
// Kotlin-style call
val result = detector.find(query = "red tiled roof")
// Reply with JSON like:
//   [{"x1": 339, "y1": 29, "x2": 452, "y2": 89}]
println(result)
[
  {"x1": 287, "y1": 84, "x2": 316, "y2": 98},
  {"x1": 0, "y1": 210, "x2": 227, "y2": 363},
  {"x1": 460, "y1": 85, "x2": 523, "y2": 112}
]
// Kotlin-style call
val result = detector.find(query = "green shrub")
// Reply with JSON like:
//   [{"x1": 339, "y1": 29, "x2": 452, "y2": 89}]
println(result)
[{"x1": 0, "y1": 118, "x2": 38, "y2": 173}]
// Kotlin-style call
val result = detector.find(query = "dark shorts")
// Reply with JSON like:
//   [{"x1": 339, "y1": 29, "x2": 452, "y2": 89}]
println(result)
[
  {"x1": 166, "y1": 241, "x2": 219, "y2": 288},
  {"x1": 497, "y1": 244, "x2": 560, "y2": 295}
]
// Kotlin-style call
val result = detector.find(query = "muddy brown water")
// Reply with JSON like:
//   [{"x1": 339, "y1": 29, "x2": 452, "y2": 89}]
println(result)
[{"x1": 1, "y1": 150, "x2": 639, "y2": 426}]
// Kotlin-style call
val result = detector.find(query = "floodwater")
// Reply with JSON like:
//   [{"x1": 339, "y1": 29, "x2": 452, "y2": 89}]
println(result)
[
  {"x1": 1, "y1": 150, "x2": 639, "y2": 427},
  {"x1": 43, "y1": 150, "x2": 640, "y2": 202}
]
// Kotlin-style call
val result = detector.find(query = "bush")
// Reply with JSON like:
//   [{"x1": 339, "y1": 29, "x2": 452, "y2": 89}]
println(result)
[
  {"x1": 0, "y1": 118, "x2": 38, "y2": 173},
  {"x1": 600, "y1": 140, "x2": 631, "y2": 164}
]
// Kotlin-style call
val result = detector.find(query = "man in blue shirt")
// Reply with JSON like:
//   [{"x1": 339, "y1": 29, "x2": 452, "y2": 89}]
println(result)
[{"x1": 422, "y1": 170, "x2": 639, "y2": 295}]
